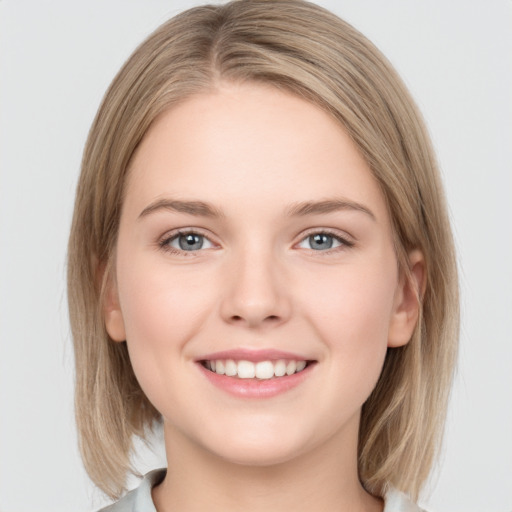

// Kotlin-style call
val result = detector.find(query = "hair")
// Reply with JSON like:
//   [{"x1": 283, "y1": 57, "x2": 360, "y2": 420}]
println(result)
[{"x1": 68, "y1": 0, "x2": 459, "y2": 501}]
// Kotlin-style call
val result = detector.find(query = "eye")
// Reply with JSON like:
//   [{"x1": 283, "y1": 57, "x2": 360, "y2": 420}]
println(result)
[
  {"x1": 164, "y1": 232, "x2": 214, "y2": 252},
  {"x1": 297, "y1": 232, "x2": 351, "y2": 251}
]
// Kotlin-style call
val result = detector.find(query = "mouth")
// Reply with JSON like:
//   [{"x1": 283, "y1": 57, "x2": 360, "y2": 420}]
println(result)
[
  {"x1": 200, "y1": 358, "x2": 313, "y2": 380},
  {"x1": 196, "y1": 350, "x2": 317, "y2": 398}
]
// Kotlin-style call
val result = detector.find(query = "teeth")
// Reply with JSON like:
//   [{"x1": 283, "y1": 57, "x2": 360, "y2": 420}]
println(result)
[
  {"x1": 225, "y1": 359, "x2": 237, "y2": 377},
  {"x1": 286, "y1": 360, "x2": 297, "y2": 375},
  {"x1": 216, "y1": 360, "x2": 225, "y2": 375},
  {"x1": 237, "y1": 360, "x2": 256, "y2": 379},
  {"x1": 205, "y1": 359, "x2": 309, "y2": 380},
  {"x1": 274, "y1": 360, "x2": 286, "y2": 377},
  {"x1": 255, "y1": 361, "x2": 274, "y2": 379}
]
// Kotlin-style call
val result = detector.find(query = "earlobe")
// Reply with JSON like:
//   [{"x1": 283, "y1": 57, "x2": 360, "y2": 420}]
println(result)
[
  {"x1": 101, "y1": 263, "x2": 126, "y2": 343},
  {"x1": 388, "y1": 249, "x2": 425, "y2": 348}
]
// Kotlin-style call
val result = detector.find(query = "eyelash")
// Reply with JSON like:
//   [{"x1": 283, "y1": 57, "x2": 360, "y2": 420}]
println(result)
[
  {"x1": 158, "y1": 228, "x2": 355, "y2": 256},
  {"x1": 158, "y1": 229, "x2": 214, "y2": 256},
  {"x1": 297, "y1": 229, "x2": 355, "y2": 253}
]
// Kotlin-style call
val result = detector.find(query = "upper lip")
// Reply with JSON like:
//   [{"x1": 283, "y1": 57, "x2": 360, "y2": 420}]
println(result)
[{"x1": 196, "y1": 348, "x2": 313, "y2": 363}]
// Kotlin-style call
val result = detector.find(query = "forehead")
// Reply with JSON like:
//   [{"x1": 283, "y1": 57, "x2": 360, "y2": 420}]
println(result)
[{"x1": 124, "y1": 82, "x2": 388, "y2": 223}]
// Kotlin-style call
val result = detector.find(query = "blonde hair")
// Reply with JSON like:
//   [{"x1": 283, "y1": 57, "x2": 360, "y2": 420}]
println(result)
[{"x1": 68, "y1": 0, "x2": 459, "y2": 501}]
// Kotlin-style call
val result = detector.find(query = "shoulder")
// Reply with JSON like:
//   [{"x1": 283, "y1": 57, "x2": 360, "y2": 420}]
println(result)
[
  {"x1": 383, "y1": 488, "x2": 427, "y2": 512},
  {"x1": 97, "y1": 469, "x2": 166, "y2": 512},
  {"x1": 96, "y1": 471, "x2": 424, "y2": 512}
]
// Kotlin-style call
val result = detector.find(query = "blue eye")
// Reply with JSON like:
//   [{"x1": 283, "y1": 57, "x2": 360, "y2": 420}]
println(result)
[
  {"x1": 167, "y1": 232, "x2": 213, "y2": 252},
  {"x1": 298, "y1": 233, "x2": 346, "y2": 251}
]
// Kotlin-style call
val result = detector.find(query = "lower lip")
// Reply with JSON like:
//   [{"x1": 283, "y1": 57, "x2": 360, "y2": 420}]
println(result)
[{"x1": 197, "y1": 363, "x2": 315, "y2": 398}]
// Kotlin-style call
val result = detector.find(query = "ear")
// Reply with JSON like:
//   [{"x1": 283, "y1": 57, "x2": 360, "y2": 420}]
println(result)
[
  {"x1": 100, "y1": 262, "x2": 126, "y2": 343},
  {"x1": 387, "y1": 249, "x2": 426, "y2": 348}
]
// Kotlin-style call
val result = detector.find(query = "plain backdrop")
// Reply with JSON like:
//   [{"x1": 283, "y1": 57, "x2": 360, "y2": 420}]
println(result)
[{"x1": 1, "y1": 1, "x2": 511, "y2": 511}]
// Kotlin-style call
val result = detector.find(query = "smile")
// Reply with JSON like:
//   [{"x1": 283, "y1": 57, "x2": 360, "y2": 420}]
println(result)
[
  {"x1": 201, "y1": 359, "x2": 308, "y2": 380},
  {"x1": 196, "y1": 349, "x2": 317, "y2": 398}
]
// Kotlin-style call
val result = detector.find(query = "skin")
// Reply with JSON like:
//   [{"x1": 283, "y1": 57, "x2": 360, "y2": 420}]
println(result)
[{"x1": 104, "y1": 82, "x2": 424, "y2": 512}]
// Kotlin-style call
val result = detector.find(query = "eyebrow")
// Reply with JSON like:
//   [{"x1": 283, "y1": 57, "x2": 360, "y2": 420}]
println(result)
[
  {"x1": 138, "y1": 198, "x2": 224, "y2": 220},
  {"x1": 286, "y1": 199, "x2": 376, "y2": 221},
  {"x1": 138, "y1": 197, "x2": 376, "y2": 221}
]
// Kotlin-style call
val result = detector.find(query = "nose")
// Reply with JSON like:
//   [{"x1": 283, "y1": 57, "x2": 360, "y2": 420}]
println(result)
[{"x1": 219, "y1": 244, "x2": 291, "y2": 329}]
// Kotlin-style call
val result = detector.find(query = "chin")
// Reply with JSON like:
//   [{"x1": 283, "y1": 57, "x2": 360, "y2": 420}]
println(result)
[
  {"x1": 199, "y1": 422, "x2": 314, "y2": 468},
  {"x1": 215, "y1": 443, "x2": 303, "y2": 468}
]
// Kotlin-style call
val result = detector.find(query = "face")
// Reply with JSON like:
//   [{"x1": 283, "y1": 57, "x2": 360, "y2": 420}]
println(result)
[{"x1": 105, "y1": 82, "x2": 421, "y2": 467}]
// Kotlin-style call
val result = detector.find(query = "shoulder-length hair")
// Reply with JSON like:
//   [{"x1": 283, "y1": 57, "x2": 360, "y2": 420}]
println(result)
[{"x1": 68, "y1": 0, "x2": 459, "y2": 501}]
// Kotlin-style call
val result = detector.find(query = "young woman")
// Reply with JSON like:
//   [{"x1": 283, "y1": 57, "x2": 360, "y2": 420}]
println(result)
[{"x1": 67, "y1": 1, "x2": 459, "y2": 510}]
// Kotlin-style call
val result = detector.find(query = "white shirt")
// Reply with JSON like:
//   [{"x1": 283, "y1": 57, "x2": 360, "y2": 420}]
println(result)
[{"x1": 98, "y1": 469, "x2": 426, "y2": 512}]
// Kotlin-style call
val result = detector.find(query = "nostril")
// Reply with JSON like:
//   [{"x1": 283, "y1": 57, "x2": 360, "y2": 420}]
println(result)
[{"x1": 229, "y1": 313, "x2": 281, "y2": 325}]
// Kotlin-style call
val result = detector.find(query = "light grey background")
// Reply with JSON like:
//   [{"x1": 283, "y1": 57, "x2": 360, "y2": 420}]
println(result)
[{"x1": 1, "y1": 1, "x2": 511, "y2": 511}]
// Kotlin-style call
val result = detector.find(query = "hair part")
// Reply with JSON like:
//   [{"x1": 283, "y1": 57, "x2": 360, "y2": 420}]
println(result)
[{"x1": 68, "y1": 0, "x2": 459, "y2": 500}]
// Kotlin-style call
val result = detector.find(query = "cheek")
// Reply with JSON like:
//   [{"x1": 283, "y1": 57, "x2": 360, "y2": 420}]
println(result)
[
  {"x1": 117, "y1": 246, "x2": 214, "y2": 332},
  {"x1": 114, "y1": 254, "x2": 214, "y2": 392},
  {"x1": 300, "y1": 257, "x2": 397, "y2": 369}
]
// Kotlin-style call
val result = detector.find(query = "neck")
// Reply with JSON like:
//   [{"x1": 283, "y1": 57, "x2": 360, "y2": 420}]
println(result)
[{"x1": 152, "y1": 420, "x2": 383, "y2": 512}]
